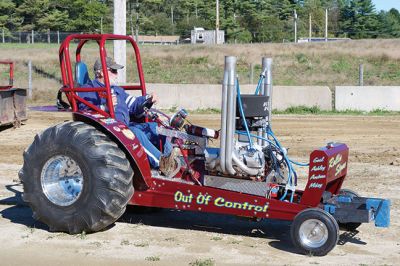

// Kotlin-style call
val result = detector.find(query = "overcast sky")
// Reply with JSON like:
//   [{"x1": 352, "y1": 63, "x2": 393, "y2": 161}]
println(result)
[{"x1": 373, "y1": 0, "x2": 400, "y2": 11}]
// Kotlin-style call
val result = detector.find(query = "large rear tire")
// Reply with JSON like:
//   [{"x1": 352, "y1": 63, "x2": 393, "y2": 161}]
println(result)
[{"x1": 19, "y1": 121, "x2": 134, "y2": 234}]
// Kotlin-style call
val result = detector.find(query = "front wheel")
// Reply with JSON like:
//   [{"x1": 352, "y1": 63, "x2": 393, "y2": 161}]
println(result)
[
  {"x1": 291, "y1": 208, "x2": 339, "y2": 256},
  {"x1": 19, "y1": 121, "x2": 134, "y2": 234}
]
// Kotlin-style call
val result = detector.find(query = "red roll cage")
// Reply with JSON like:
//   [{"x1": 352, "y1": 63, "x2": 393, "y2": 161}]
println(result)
[{"x1": 59, "y1": 34, "x2": 146, "y2": 118}]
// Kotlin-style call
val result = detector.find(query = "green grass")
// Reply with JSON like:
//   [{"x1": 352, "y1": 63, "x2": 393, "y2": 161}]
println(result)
[
  {"x1": 133, "y1": 242, "x2": 149, "y2": 247},
  {"x1": 272, "y1": 106, "x2": 400, "y2": 116},
  {"x1": 2, "y1": 39, "x2": 400, "y2": 106},
  {"x1": 189, "y1": 258, "x2": 215, "y2": 266},
  {"x1": 145, "y1": 256, "x2": 160, "y2": 261},
  {"x1": 187, "y1": 106, "x2": 400, "y2": 115}
]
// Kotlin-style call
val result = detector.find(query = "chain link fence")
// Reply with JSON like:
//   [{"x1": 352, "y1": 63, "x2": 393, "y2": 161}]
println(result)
[{"x1": 0, "y1": 30, "x2": 84, "y2": 44}]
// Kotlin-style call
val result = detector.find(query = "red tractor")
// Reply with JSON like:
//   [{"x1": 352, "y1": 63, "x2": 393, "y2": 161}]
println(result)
[
  {"x1": 0, "y1": 61, "x2": 27, "y2": 127},
  {"x1": 19, "y1": 34, "x2": 390, "y2": 256}
]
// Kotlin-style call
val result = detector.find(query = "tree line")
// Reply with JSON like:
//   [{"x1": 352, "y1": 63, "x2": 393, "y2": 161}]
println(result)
[{"x1": 1, "y1": 0, "x2": 399, "y2": 43}]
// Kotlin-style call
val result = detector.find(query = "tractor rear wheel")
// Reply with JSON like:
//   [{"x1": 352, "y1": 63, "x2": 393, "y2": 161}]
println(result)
[
  {"x1": 338, "y1": 188, "x2": 362, "y2": 231},
  {"x1": 291, "y1": 208, "x2": 339, "y2": 256},
  {"x1": 19, "y1": 121, "x2": 134, "y2": 234}
]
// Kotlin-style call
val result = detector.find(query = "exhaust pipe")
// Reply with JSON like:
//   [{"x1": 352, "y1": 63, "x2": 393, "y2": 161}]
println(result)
[{"x1": 220, "y1": 56, "x2": 236, "y2": 175}]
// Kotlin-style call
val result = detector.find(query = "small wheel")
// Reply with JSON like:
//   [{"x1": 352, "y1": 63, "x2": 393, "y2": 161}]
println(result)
[
  {"x1": 338, "y1": 189, "x2": 362, "y2": 231},
  {"x1": 291, "y1": 208, "x2": 339, "y2": 256},
  {"x1": 19, "y1": 121, "x2": 134, "y2": 234}
]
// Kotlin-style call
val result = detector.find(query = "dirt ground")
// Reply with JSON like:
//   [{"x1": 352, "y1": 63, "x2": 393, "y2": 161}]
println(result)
[{"x1": 0, "y1": 110, "x2": 399, "y2": 265}]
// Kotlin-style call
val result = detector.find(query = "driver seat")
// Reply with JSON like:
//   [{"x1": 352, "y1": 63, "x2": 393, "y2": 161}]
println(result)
[{"x1": 75, "y1": 61, "x2": 90, "y2": 86}]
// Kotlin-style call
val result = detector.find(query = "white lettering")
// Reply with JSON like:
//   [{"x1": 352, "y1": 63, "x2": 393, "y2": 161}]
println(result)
[
  {"x1": 311, "y1": 165, "x2": 326, "y2": 172},
  {"x1": 313, "y1": 157, "x2": 325, "y2": 163},
  {"x1": 335, "y1": 162, "x2": 347, "y2": 176},
  {"x1": 329, "y1": 154, "x2": 343, "y2": 169},
  {"x1": 310, "y1": 174, "x2": 326, "y2": 180},
  {"x1": 309, "y1": 182, "x2": 323, "y2": 189}
]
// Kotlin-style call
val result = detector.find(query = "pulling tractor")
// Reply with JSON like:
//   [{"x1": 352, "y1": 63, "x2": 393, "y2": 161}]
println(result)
[
  {"x1": 19, "y1": 34, "x2": 390, "y2": 256},
  {"x1": 0, "y1": 61, "x2": 27, "y2": 127}
]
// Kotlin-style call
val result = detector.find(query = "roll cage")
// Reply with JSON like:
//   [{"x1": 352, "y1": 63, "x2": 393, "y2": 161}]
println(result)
[{"x1": 59, "y1": 34, "x2": 146, "y2": 117}]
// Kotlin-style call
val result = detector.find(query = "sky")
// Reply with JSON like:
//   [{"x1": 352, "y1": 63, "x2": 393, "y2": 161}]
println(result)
[{"x1": 373, "y1": 0, "x2": 400, "y2": 11}]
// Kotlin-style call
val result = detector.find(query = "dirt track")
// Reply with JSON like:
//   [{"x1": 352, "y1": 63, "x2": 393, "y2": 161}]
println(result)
[{"x1": 0, "y1": 110, "x2": 399, "y2": 265}]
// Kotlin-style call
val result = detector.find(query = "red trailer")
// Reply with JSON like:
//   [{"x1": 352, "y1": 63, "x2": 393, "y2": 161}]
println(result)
[
  {"x1": 0, "y1": 61, "x2": 27, "y2": 127},
  {"x1": 19, "y1": 34, "x2": 390, "y2": 256}
]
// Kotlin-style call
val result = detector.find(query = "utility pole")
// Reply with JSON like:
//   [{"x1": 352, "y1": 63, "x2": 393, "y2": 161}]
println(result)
[
  {"x1": 294, "y1": 10, "x2": 298, "y2": 43},
  {"x1": 135, "y1": 0, "x2": 139, "y2": 42},
  {"x1": 100, "y1": 17, "x2": 103, "y2": 34},
  {"x1": 325, "y1": 9, "x2": 328, "y2": 42},
  {"x1": 171, "y1": 5, "x2": 174, "y2": 26},
  {"x1": 216, "y1": 0, "x2": 220, "y2": 44},
  {"x1": 114, "y1": 0, "x2": 127, "y2": 83},
  {"x1": 309, "y1": 14, "x2": 312, "y2": 43}
]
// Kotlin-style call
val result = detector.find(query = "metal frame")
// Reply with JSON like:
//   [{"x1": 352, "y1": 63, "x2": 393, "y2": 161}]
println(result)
[
  {"x1": 59, "y1": 34, "x2": 388, "y2": 226},
  {"x1": 59, "y1": 34, "x2": 146, "y2": 118},
  {"x1": 0, "y1": 61, "x2": 14, "y2": 90}
]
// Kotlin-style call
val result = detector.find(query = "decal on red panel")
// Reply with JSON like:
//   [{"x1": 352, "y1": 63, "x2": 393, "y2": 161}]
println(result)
[
  {"x1": 122, "y1": 129, "x2": 135, "y2": 140},
  {"x1": 174, "y1": 191, "x2": 269, "y2": 213},
  {"x1": 328, "y1": 154, "x2": 347, "y2": 177},
  {"x1": 308, "y1": 156, "x2": 327, "y2": 189},
  {"x1": 100, "y1": 118, "x2": 117, "y2": 125}
]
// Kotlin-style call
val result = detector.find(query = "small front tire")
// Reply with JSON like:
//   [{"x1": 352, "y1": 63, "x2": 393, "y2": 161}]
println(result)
[{"x1": 291, "y1": 208, "x2": 339, "y2": 256}]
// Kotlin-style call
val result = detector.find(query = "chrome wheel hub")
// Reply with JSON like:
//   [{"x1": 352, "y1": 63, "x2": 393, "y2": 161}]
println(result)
[
  {"x1": 41, "y1": 155, "x2": 84, "y2": 206},
  {"x1": 299, "y1": 219, "x2": 328, "y2": 248}
]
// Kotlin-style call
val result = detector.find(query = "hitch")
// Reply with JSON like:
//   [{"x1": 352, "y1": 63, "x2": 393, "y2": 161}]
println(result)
[{"x1": 324, "y1": 195, "x2": 391, "y2": 228}]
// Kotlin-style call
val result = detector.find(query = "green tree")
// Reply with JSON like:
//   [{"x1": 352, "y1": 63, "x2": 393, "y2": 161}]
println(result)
[{"x1": 0, "y1": 0, "x2": 22, "y2": 31}]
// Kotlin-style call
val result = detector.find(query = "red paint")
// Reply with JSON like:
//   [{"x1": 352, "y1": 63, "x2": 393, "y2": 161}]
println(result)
[
  {"x1": 59, "y1": 34, "x2": 147, "y2": 118},
  {"x1": 61, "y1": 34, "x2": 350, "y2": 222}
]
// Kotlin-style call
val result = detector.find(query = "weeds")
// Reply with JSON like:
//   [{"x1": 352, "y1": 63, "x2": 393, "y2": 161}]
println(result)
[
  {"x1": 189, "y1": 258, "x2": 215, "y2": 266},
  {"x1": 145, "y1": 256, "x2": 160, "y2": 261},
  {"x1": 134, "y1": 242, "x2": 149, "y2": 247},
  {"x1": 120, "y1": 239, "x2": 131, "y2": 246},
  {"x1": 210, "y1": 236, "x2": 223, "y2": 241},
  {"x1": 273, "y1": 106, "x2": 400, "y2": 116}
]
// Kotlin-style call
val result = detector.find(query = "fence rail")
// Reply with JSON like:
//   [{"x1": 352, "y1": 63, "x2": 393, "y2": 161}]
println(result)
[
  {"x1": 1, "y1": 30, "x2": 82, "y2": 44},
  {"x1": 0, "y1": 30, "x2": 183, "y2": 45}
]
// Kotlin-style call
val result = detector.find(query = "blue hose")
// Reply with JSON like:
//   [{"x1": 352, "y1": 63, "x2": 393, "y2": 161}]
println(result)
[
  {"x1": 254, "y1": 75, "x2": 265, "y2": 95},
  {"x1": 236, "y1": 76, "x2": 310, "y2": 202}
]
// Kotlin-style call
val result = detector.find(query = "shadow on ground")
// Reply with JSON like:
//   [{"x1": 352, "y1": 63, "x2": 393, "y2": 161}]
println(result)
[{"x1": 0, "y1": 184, "x2": 366, "y2": 254}]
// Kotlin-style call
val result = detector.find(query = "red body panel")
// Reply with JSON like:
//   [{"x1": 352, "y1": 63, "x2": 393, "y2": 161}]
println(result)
[
  {"x1": 64, "y1": 34, "x2": 350, "y2": 222},
  {"x1": 300, "y1": 143, "x2": 348, "y2": 206},
  {"x1": 129, "y1": 142, "x2": 349, "y2": 221}
]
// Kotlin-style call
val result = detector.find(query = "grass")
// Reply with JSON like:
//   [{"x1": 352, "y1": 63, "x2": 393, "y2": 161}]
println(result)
[
  {"x1": 2, "y1": 39, "x2": 400, "y2": 106},
  {"x1": 189, "y1": 258, "x2": 215, "y2": 266},
  {"x1": 145, "y1": 256, "x2": 160, "y2": 262},
  {"x1": 133, "y1": 242, "x2": 149, "y2": 247},
  {"x1": 120, "y1": 239, "x2": 131, "y2": 246},
  {"x1": 185, "y1": 106, "x2": 400, "y2": 115}
]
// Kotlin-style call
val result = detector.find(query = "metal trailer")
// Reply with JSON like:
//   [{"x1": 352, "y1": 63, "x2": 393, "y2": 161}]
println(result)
[
  {"x1": 0, "y1": 61, "x2": 27, "y2": 127},
  {"x1": 19, "y1": 34, "x2": 390, "y2": 256}
]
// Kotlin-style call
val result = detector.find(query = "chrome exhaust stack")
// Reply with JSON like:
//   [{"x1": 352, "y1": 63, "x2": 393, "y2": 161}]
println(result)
[{"x1": 220, "y1": 56, "x2": 237, "y2": 175}]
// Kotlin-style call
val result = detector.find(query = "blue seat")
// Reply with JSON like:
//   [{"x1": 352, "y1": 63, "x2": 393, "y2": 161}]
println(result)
[{"x1": 75, "y1": 62, "x2": 90, "y2": 86}]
